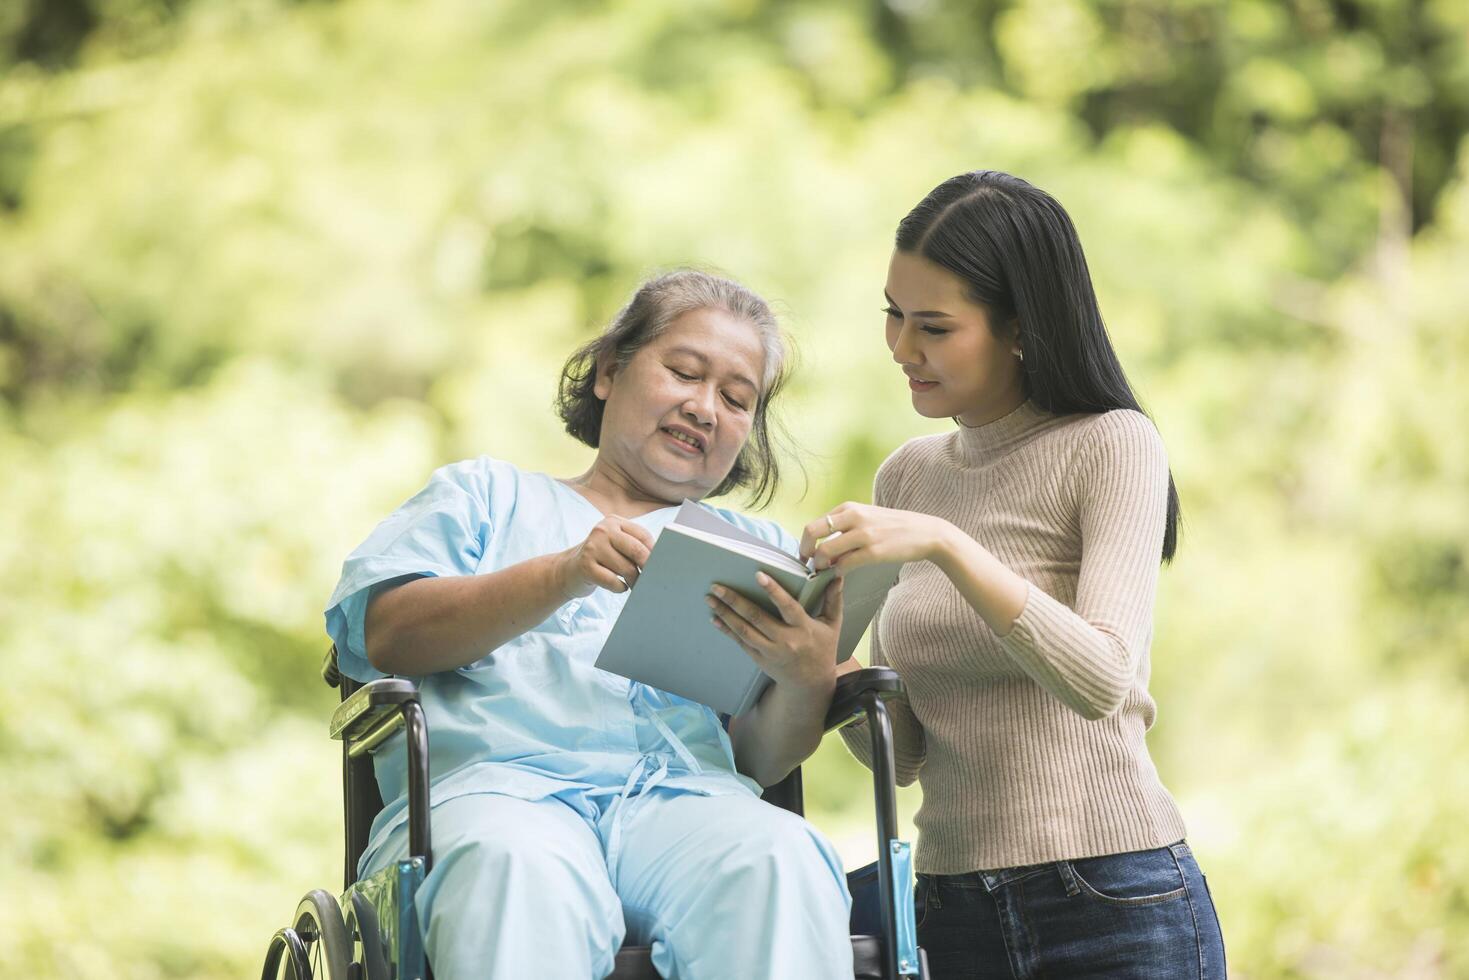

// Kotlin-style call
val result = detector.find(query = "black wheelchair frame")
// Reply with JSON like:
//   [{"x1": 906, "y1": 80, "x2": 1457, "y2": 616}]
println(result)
[{"x1": 259, "y1": 646, "x2": 929, "y2": 980}]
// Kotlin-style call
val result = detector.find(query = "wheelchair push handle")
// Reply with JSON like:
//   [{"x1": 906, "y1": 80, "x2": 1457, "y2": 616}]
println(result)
[{"x1": 824, "y1": 666, "x2": 905, "y2": 731}]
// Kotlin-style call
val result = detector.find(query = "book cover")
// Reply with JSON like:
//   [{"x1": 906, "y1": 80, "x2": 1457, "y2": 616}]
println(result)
[{"x1": 594, "y1": 502, "x2": 900, "y2": 715}]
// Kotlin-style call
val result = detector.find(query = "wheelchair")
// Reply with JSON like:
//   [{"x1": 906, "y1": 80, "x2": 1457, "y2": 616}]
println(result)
[{"x1": 259, "y1": 645, "x2": 930, "y2": 980}]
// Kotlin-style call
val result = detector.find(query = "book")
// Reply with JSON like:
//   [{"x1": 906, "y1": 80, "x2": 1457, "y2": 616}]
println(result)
[{"x1": 594, "y1": 501, "x2": 901, "y2": 716}]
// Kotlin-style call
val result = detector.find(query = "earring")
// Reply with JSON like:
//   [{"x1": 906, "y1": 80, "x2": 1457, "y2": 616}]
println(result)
[{"x1": 1014, "y1": 349, "x2": 1024, "y2": 362}]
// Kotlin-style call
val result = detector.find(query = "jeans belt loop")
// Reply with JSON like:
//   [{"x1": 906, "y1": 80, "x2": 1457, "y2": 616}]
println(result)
[{"x1": 1056, "y1": 860, "x2": 1081, "y2": 897}]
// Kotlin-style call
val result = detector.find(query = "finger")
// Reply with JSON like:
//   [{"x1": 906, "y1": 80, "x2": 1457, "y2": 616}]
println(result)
[
  {"x1": 707, "y1": 587, "x2": 779, "y2": 642},
  {"x1": 818, "y1": 575, "x2": 845, "y2": 625},
  {"x1": 754, "y1": 571, "x2": 806, "y2": 626},
  {"x1": 586, "y1": 565, "x2": 630, "y2": 593},
  {"x1": 611, "y1": 528, "x2": 653, "y2": 569},
  {"x1": 798, "y1": 512, "x2": 842, "y2": 560},
  {"x1": 618, "y1": 519, "x2": 658, "y2": 551},
  {"x1": 710, "y1": 616, "x2": 771, "y2": 663},
  {"x1": 707, "y1": 588, "x2": 775, "y2": 642},
  {"x1": 812, "y1": 527, "x2": 870, "y2": 570},
  {"x1": 592, "y1": 548, "x2": 641, "y2": 588},
  {"x1": 798, "y1": 519, "x2": 824, "y2": 561},
  {"x1": 707, "y1": 597, "x2": 773, "y2": 649}
]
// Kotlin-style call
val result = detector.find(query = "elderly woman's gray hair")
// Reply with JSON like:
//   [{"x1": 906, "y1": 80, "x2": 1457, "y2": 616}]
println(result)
[{"x1": 555, "y1": 269, "x2": 794, "y2": 506}]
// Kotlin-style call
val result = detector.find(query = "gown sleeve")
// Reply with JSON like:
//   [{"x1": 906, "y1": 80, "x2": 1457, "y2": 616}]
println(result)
[{"x1": 324, "y1": 459, "x2": 496, "y2": 682}]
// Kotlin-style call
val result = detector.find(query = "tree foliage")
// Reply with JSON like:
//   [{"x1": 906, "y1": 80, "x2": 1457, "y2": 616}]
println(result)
[{"x1": 1, "y1": 0, "x2": 1465, "y2": 976}]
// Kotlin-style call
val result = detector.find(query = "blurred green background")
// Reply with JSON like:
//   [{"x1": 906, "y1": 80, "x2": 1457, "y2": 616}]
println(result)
[{"x1": 2, "y1": 0, "x2": 1466, "y2": 975}]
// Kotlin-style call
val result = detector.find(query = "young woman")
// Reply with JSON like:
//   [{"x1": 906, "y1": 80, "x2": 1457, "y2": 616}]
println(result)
[
  {"x1": 809, "y1": 172, "x2": 1226, "y2": 977},
  {"x1": 324, "y1": 270, "x2": 852, "y2": 979}
]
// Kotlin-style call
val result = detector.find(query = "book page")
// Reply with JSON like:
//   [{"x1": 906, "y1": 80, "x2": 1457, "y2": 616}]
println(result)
[
  {"x1": 665, "y1": 524, "x2": 810, "y2": 577},
  {"x1": 672, "y1": 500, "x2": 805, "y2": 569}
]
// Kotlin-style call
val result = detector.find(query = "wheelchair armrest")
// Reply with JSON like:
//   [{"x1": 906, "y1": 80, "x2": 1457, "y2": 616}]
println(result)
[
  {"x1": 329, "y1": 674, "x2": 435, "y2": 874},
  {"x1": 329, "y1": 678, "x2": 419, "y2": 752},
  {"x1": 823, "y1": 667, "x2": 905, "y2": 732}
]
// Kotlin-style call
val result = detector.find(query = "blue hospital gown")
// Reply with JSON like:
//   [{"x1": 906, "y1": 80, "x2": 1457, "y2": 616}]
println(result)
[{"x1": 324, "y1": 456, "x2": 853, "y2": 979}]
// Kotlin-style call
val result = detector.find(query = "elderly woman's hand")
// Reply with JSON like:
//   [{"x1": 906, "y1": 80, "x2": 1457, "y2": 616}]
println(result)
[
  {"x1": 707, "y1": 573, "x2": 844, "y2": 693},
  {"x1": 555, "y1": 517, "x2": 657, "y2": 599}
]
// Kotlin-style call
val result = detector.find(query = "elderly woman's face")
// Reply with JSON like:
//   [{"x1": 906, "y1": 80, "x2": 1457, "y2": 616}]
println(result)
[{"x1": 594, "y1": 307, "x2": 765, "y2": 502}]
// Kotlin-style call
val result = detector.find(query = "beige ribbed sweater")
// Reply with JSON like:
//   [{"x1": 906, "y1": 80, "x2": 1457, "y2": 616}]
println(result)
[{"x1": 840, "y1": 400, "x2": 1186, "y2": 873}]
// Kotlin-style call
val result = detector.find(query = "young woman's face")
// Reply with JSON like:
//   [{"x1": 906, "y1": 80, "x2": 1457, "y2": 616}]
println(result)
[
  {"x1": 883, "y1": 250, "x2": 1023, "y2": 424},
  {"x1": 594, "y1": 307, "x2": 765, "y2": 502}
]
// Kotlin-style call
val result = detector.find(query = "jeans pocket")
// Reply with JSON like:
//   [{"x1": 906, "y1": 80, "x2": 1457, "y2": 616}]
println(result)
[
  {"x1": 914, "y1": 874, "x2": 933, "y2": 930},
  {"x1": 1066, "y1": 847, "x2": 1188, "y2": 907},
  {"x1": 1196, "y1": 870, "x2": 1228, "y2": 978}
]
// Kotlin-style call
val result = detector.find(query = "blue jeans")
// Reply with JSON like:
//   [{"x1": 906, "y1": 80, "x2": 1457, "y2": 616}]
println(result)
[{"x1": 916, "y1": 842, "x2": 1226, "y2": 979}]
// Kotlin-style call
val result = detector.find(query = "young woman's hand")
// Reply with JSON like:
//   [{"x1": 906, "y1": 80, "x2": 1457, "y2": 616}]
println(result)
[
  {"x1": 555, "y1": 517, "x2": 656, "y2": 599},
  {"x1": 799, "y1": 502, "x2": 958, "y2": 573},
  {"x1": 707, "y1": 574, "x2": 844, "y2": 693}
]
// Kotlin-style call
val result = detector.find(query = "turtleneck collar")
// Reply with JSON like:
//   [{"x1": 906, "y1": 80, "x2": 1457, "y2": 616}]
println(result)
[{"x1": 953, "y1": 399, "x2": 1052, "y2": 465}]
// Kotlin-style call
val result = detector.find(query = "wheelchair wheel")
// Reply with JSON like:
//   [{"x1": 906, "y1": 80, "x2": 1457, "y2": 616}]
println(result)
[
  {"x1": 286, "y1": 888, "x2": 352, "y2": 980},
  {"x1": 260, "y1": 928, "x2": 311, "y2": 980},
  {"x1": 344, "y1": 891, "x2": 390, "y2": 980}
]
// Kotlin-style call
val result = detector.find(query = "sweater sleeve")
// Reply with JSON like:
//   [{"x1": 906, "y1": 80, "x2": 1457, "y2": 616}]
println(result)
[
  {"x1": 839, "y1": 448, "x2": 928, "y2": 785},
  {"x1": 995, "y1": 411, "x2": 1169, "y2": 720}
]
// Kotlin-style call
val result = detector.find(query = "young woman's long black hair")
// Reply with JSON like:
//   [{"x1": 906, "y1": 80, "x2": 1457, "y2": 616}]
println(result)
[{"x1": 897, "y1": 170, "x2": 1181, "y2": 562}]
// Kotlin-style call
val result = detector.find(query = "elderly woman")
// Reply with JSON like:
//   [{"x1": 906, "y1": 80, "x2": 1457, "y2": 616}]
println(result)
[{"x1": 324, "y1": 270, "x2": 853, "y2": 979}]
